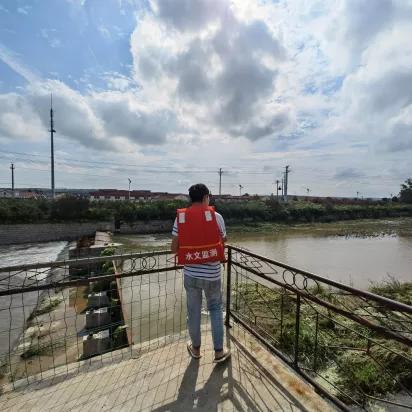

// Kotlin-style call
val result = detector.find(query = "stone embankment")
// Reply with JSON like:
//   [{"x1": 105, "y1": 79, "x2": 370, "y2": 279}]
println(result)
[{"x1": 0, "y1": 220, "x2": 173, "y2": 245}]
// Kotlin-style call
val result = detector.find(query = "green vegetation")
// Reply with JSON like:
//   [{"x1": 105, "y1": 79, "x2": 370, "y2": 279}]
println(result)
[
  {"x1": 236, "y1": 280, "x2": 412, "y2": 404},
  {"x1": 1, "y1": 195, "x2": 412, "y2": 225},
  {"x1": 21, "y1": 340, "x2": 65, "y2": 359},
  {"x1": 0, "y1": 196, "x2": 186, "y2": 224},
  {"x1": 27, "y1": 297, "x2": 62, "y2": 322},
  {"x1": 370, "y1": 278, "x2": 412, "y2": 305},
  {"x1": 101, "y1": 246, "x2": 116, "y2": 274},
  {"x1": 400, "y1": 178, "x2": 412, "y2": 204}
]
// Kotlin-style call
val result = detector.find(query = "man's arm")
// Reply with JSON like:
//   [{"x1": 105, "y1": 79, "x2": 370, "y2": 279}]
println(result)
[
  {"x1": 216, "y1": 213, "x2": 227, "y2": 243},
  {"x1": 171, "y1": 235, "x2": 179, "y2": 254}
]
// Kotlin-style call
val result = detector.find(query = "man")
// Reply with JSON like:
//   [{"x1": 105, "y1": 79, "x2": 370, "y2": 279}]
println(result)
[{"x1": 171, "y1": 183, "x2": 231, "y2": 363}]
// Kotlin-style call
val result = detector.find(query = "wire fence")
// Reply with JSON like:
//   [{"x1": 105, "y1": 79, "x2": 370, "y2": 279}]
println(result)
[
  {"x1": 1, "y1": 245, "x2": 411, "y2": 411},
  {"x1": 0, "y1": 251, "x2": 191, "y2": 392},
  {"x1": 226, "y1": 245, "x2": 412, "y2": 411}
]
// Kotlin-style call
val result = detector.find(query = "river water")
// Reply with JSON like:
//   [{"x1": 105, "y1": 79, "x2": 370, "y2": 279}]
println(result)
[
  {"x1": 0, "y1": 219, "x2": 410, "y2": 369},
  {"x1": 0, "y1": 241, "x2": 67, "y2": 365},
  {"x1": 114, "y1": 218, "x2": 412, "y2": 290},
  {"x1": 0, "y1": 241, "x2": 67, "y2": 269}
]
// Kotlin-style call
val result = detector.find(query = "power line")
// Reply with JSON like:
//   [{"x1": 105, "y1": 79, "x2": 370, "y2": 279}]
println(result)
[{"x1": 0, "y1": 150, "x2": 281, "y2": 175}]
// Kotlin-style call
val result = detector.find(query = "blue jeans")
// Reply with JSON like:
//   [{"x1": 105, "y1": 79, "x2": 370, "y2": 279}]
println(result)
[{"x1": 184, "y1": 275, "x2": 224, "y2": 351}]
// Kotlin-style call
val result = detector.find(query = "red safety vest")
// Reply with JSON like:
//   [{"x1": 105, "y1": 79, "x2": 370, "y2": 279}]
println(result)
[{"x1": 176, "y1": 205, "x2": 225, "y2": 265}]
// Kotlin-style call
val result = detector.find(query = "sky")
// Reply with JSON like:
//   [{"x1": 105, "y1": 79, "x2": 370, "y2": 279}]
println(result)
[{"x1": 0, "y1": 0, "x2": 411, "y2": 197}]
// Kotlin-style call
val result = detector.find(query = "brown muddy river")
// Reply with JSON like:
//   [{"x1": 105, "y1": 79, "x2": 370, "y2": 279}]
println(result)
[{"x1": 114, "y1": 218, "x2": 412, "y2": 289}]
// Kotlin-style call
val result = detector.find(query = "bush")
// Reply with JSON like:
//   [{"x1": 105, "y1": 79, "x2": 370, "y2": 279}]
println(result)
[
  {"x1": 50, "y1": 196, "x2": 90, "y2": 221},
  {"x1": 1, "y1": 197, "x2": 412, "y2": 225},
  {"x1": 400, "y1": 178, "x2": 412, "y2": 204}
]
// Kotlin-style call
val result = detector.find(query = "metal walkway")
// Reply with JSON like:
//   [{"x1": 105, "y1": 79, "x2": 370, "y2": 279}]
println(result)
[{"x1": 0, "y1": 325, "x2": 334, "y2": 412}]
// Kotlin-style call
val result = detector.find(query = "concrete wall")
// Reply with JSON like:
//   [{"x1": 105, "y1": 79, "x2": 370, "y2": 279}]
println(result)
[
  {"x1": 0, "y1": 222, "x2": 114, "y2": 245},
  {"x1": 0, "y1": 220, "x2": 174, "y2": 245}
]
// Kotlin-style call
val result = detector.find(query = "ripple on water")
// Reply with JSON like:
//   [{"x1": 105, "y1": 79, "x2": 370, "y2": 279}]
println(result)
[{"x1": 0, "y1": 241, "x2": 67, "y2": 268}]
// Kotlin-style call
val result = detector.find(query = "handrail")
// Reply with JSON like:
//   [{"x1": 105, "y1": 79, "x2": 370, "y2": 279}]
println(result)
[
  {"x1": 227, "y1": 244, "x2": 412, "y2": 314},
  {"x1": 0, "y1": 250, "x2": 172, "y2": 272},
  {"x1": 226, "y1": 244, "x2": 412, "y2": 410}
]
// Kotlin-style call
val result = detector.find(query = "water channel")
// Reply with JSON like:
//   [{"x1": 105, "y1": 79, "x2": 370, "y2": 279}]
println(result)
[
  {"x1": 0, "y1": 218, "x2": 411, "y2": 362},
  {"x1": 114, "y1": 218, "x2": 412, "y2": 290}
]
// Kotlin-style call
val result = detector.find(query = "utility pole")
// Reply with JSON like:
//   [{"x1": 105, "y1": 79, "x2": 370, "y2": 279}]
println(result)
[
  {"x1": 218, "y1": 168, "x2": 223, "y2": 196},
  {"x1": 356, "y1": 191, "x2": 359, "y2": 200},
  {"x1": 128, "y1": 178, "x2": 132, "y2": 200},
  {"x1": 276, "y1": 179, "x2": 280, "y2": 200},
  {"x1": 49, "y1": 94, "x2": 56, "y2": 199},
  {"x1": 281, "y1": 176, "x2": 284, "y2": 199},
  {"x1": 284, "y1": 165, "x2": 290, "y2": 203},
  {"x1": 239, "y1": 184, "x2": 243, "y2": 196},
  {"x1": 10, "y1": 163, "x2": 15, "y2": 197}
]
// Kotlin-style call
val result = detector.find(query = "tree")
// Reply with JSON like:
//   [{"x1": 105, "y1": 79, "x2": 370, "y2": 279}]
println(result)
[
  {"x1": 399, "y1": 178, "x2": 412, "y2": 204},
  {"x1": 50, "y1": 196, "x2": 90, "y2": 220}
]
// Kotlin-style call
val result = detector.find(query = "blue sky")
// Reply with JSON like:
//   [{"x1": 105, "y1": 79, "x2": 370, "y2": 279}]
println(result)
[
  {"x1": 0, "y1": 0, "x2": 411, "y2": 197},
  {"x1": 0, "y1": 0, "x2": 136, "y2": 91}
]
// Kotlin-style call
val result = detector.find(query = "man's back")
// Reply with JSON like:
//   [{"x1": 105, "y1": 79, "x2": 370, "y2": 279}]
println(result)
[{"x1": 172, "y1": 211, "x2": 226, "y2": 280}]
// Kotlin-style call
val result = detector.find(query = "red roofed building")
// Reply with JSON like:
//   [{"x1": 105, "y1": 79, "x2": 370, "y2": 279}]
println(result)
[{"x1": 90, "y1": 189, "x2": 152, "y2": 201}]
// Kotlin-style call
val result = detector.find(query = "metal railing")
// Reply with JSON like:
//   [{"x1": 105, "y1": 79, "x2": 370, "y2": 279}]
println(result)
[
  {"x1": 0, "y1": 245, "x2": 411, "y2": 411},
  {"x1": 225, "y1": 245, "x2": 412, "y2": 411},
  {"x1": 0, "y1": 250, "x2": 187, "y2": 392}
]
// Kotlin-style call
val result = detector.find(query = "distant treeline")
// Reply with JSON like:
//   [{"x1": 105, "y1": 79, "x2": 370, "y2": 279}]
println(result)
[
  {"x1": 0, "y1": 197, "x2": 185, "y2": 224},
  {"x1": 1, "y1": 196, "x2": 412, "y2": 225},
  {"x1": 217, "y1": 197, "x2": 412, "y2": 223}
]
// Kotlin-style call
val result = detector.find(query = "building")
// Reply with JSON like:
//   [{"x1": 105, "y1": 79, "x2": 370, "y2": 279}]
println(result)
[
  {"x1": 0, "y1": 189, "x2": 44, "y2": 199},
  {"x1": 90, "y1": 189, "x2": 152, "y2": 201},
  {"x1": 0, "y1": 189, "x2": 13, "y2": 198},
  {"x1": 89, "y1": 189, "x2": 188, "y2": 202}
]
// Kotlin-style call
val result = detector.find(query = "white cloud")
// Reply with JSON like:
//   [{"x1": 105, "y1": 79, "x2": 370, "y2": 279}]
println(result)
[
  {"x1": 0, "y1": 0, "x2": 411, "y2": 196},
  {"x1": 40, "y1": 28, "x2": 62, "y2": 48},
  {"x1": 17, "y1": 6, "x2": 31, "y2": 15},
  {"x1": 0, "y1": 93, "x2": 44, "y2": 140},
  {"x1": 0, "y1": 43, "x2": 40, "y2": 83},
  {"x1": 131, "y1": 1, "x2": 291, "y2": 142}
]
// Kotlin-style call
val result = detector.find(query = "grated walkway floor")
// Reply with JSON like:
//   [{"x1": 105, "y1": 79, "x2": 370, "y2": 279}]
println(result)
[{"x1": 0, "y1": 325, "x2": 335, "y2": 411}]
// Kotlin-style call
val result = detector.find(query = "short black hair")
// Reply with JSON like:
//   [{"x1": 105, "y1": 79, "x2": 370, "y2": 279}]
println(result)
[{"x1": 189, "y1": 183, "x2": 210, "y2": 203}]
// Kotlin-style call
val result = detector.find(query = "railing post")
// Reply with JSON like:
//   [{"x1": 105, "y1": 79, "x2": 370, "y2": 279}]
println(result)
[
  {"x1": 225, "y1": 247, "x2": 232, "y2": 327},
  {"x1": 280, "y1": 293, "x2": 284, "y2": 345},
  {"x1": 294, "y1": 294, "x2": 301, "y2": 368},
  {"x1": 313, "y1": 313, "x2": 319, "y2": 371}
]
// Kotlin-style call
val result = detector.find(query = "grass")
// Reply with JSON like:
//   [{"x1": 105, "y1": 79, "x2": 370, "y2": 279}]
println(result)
[
  {"x1": 27, "y1": 297, "x2": 62, "y2": 322},
  {"x1": 369, "y1": 277, "x2": 412, "y2": 305},
  {"x1": 229, "y1": 217, "x2": 412, "y2": 238},
  {"x1": 236, "y1": 280, "x2": 412, "y2": 404},
  {"x1": 21, "y1": 340, "x2": 65, "y2": 360}
]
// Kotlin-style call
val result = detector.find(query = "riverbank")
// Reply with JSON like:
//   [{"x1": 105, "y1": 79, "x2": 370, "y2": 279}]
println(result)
[
  {"x1": 1, "y1": 197, "x2": 412, "y2": 229},
  {"x1": 238, "y1": 279, "x2": 412, "y2": 405},
  {"x1": 228, "y1": 216, "x2": 412, "y2": 237},
  {"x1": 113, "y1": 217, "x2": 412, "y2": 290},
  {"x1": 2, "y1": 210, "x2": 412, "y2": 245},
  {"x1": 0, "y1": 242, "x2": 128, "y2": 387},
  {"x1": 0, "y1": 242, "x2": 71, "y2": 386}
]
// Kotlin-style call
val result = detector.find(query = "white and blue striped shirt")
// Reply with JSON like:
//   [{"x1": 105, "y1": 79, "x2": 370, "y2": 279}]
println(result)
[{"x1": 172, "y1": 212, "x2": 226, "y2": 280}]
